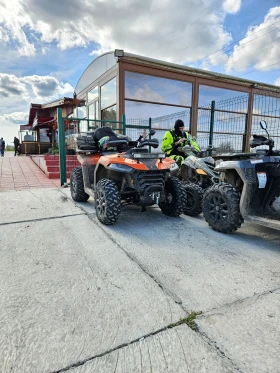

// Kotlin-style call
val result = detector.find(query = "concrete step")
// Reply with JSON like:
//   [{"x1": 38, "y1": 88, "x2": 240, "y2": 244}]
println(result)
[
  {"x1": 46, "y1": 171, "x2": 72, "y2": 179},
  {"x1": 44, "y1": 155, "x2": 77, "y2": 161},
  {"x1": 45, "y1": 159, "x2": 80, "y2": 166},
  {"x1": 46, "y1": 166, "x2": 78, "y2": 173}
]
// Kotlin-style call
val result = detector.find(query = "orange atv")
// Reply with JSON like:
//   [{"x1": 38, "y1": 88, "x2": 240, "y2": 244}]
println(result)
[{"x1": 70, "y1": 126, "x2": 187, "y2": 225}]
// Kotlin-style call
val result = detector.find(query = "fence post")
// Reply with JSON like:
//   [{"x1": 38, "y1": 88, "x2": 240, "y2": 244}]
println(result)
[
  {"x1": 57, "y1": 108, "x2": 67, "y2": 186},
  {"x1": 209, "y1": 100, "x2": 215, "y2": 156},
  {"x1": 122, "y1": 114, "x2": 126, "y2": 135},
  {"x1": 148, "y1": 118, "x2": 152, "y2": 152}
]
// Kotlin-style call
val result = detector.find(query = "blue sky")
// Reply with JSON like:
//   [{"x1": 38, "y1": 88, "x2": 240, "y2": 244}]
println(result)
[{"x1": 0, "y1": 0, "x2": 280, "y2": 144}]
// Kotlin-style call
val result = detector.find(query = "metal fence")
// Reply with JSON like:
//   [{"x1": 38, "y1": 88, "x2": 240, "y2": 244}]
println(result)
[
  {"x1": 59, "y1": 92, "x2": 280, "y2": 182},
  {"x1": 126, "y1": 92, "x2": 280, "y2": 153}
]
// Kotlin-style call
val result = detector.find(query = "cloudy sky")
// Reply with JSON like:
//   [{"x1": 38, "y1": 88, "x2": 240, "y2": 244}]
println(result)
[{"x1": 0, "y1": 0, "x2": 280, "y2": 143}]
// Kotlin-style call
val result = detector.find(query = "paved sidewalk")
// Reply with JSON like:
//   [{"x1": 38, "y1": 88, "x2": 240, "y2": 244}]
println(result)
[
  {"x1": 0, "y1": 153, "x2": 60, "y2": 191},
  {"x1": 0, "y1": 188, "x2": 279, "y2": 373}
]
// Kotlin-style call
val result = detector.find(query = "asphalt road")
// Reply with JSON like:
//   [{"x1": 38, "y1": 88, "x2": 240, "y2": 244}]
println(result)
[{"x1": 0, "y1": 188, "x2": 279, "y2": 373}]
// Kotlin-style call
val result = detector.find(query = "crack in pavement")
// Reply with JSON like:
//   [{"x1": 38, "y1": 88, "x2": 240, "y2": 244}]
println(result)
[
  {"x1": 0, "y1": 213, "x2": 85, "y2": 226},
  {"x1": 48, "y1": 319, "x2": 240, "y2": 373},
  {"x1": 56, "y1": 191, "x2": 278, "y2": 373},
  {"x1": 199, "y1": 287, "x2": 280, "y2": 317}
]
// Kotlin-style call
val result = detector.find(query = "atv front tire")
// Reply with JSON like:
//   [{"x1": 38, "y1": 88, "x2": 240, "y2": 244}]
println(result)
[
  {"x1": 70, "y1": 167, "x2": 89, "y2": 202},
  {"x1": 159, "y1": 177, "x2": 187, "y2": 217},
  {"x1": 203, "y1": 183, "x2": 243, "y2": 233},
  {"x1": 184, "y1": 183, "x2": 203, "y2": 216},
  {"x1": 95, "y1": 179, "x2": 121, "y2": 225}
]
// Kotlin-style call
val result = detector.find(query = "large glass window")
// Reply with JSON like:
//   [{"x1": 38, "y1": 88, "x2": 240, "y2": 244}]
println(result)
[
  {"x1": 101, "y1": 104, "x2": 117, "y2": 122},
  {"x1": 125, "y1": 71, "x2": 192, "y2": 106},
  {"x1": 125, "y1": 101, "x2": 191, "y2": 146},
  {"x1": 198, "y1": 85, "x2": 248, "y2": 109},
  {"x1": 88, "y1": 101, "x2": 99, "y2": 120},
  {"x1": 76, "y1": 105, "x2": 88, "y2": 132},
  {"x1": 101, "y1": 77, "x2": 116, "y2": 109},
  {"x1": 88, "y1": 87, "x2": 98, "y2": 102}
]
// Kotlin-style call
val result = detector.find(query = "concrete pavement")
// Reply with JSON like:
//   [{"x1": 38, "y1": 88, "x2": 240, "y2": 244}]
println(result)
[{"x1": 0, "y1": 187, "x2": 279, "y2": 373}]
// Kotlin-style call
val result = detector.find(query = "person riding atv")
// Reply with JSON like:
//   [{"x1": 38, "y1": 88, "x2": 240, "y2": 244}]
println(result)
[
  {"x1": 161, "y1": 119, "x2": 207, "y2": 217},
  {"x1": 161, "y1": 119, "x2": 200, "y2": 166}
]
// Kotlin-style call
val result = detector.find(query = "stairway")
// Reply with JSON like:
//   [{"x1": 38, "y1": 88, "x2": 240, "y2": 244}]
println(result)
[{"x1": 43, "y1": 155, "x2": 81, "y2": 179}]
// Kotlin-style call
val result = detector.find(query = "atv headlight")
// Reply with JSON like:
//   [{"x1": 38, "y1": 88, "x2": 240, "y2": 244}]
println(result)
[
  {"x1": 108, "y1": 163, "x2": 133, "y2": 173},
  {"x1": 196, "y1": 168, "x2": 207, "y2": 175},
  {"x1": 169, "y1": 163, "x2": 179, "y2": 172}
]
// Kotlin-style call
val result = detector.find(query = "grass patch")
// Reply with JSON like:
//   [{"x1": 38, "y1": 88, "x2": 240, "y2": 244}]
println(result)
[{"x1": 168, "y1": 311, "x2": 202, "y2": 331}]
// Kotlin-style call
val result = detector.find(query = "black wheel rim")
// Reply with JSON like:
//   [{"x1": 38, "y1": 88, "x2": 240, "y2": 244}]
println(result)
[
  {"x1": 96, "y1": 188, "x2": 106, "y2": 216},
  {"x1": 209, "y1": 194, "x2": 228, "y2": 220},
  {"x1": 163, "y1": 191, "x2": 173, "y2": 207}
]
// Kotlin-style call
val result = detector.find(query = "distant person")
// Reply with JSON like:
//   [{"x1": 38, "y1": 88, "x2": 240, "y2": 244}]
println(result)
[
  {"x1": 0, "y1": 137, "x2": 5, "y2": 157},
  {"x1": 23, "y1": 131, "x2": 33, "y2": 141},
  {"x1": 13, "y1": 137, "x2": 20, "y2": 156}
]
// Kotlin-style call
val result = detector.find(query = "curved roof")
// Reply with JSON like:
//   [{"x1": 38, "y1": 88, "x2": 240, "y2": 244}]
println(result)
[{"x1": 75, "y1": 51, "x2": 116, "y2": 95}]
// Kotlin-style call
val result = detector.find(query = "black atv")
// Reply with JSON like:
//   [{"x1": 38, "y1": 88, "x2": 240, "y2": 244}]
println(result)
[
  {"x1": 171, "y1": 144, "x2": 221, "y2": 217},
  {"x1": 202, "y1": 120, "x2": 280, "y2": 233},
  {"x1": 70, "y1": 126, "x2": 188, "y2": 225}
]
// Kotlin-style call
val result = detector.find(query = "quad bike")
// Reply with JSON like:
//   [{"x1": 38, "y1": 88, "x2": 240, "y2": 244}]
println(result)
[
  {"x1": 172, "y1": 144, "x2": 221, "y2": 217},
  {"x1": 70, "y1": 126, "x2": 188, "y2": 225},
  {"x1": 202, "y1": 120, "x2": 280, "y2": 233}
]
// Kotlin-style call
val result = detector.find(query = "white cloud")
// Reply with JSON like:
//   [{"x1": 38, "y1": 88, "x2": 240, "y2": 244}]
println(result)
[
  {"x1": 21, "y1": 75, "x2": 73, "y2": 98},
  {"x1": 0, "y1": 0, "x2": 234, "y2": 64},
  {"x1": 0, "y1": 112, "x2": 29, "y2": 123},
  {"x1": 0, "y1": 0, "x2": 36, "y2": 56},
  {"x1": 226, "y1": 6, "x2": 280, "y2": 73},
  {"x1": 0, "y1": 74, "x2": 28, "y2": 99},
  {"x1": 0, "y1": 72, "x2": 74, "y2": 141},
  {"x1": 275, "y1": 77, "x2": 280, "y2": 86},
  {"x1": 223, "y1": 0, "x2": 241, "y2": 14}
]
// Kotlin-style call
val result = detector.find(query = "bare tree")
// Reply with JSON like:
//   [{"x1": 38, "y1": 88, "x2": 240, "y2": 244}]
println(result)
[{"x1": 216, "y1": 141, "x2": 234, "y2": 154}]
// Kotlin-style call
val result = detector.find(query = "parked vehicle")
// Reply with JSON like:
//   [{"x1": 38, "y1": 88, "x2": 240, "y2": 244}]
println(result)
[
  {"x1": 203, "y1": 120, "x2": 280, "y2": 233},
  {"x1": 70, "y1": 127, "x2": 188, "y2": 225},
  {"x1": 179, "y1": 144, "x2": 220, "y2": 188},
  {"x1": 172, "y1": 144, "x2": 221, "y2": 216}
]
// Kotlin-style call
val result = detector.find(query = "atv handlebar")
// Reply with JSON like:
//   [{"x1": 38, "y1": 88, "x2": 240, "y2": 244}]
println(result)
[{"x1": 250, "y1": 134, "x2": 275, "y2": 155}]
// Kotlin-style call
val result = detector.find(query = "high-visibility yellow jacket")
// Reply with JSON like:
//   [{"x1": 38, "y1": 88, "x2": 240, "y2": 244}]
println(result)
[{"x1": 161, "y1": 130, "x2": 200, "y2": 156}]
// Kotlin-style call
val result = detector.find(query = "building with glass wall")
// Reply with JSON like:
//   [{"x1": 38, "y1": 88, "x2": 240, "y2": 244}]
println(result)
[{"x1": 74, "y1": 50, "x2": 280, "y2": 151}]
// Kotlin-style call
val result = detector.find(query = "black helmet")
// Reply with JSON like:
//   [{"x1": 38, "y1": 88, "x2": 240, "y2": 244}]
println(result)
[{"x1": 174, "y1": 119, "x2": 184, "y2": 134}]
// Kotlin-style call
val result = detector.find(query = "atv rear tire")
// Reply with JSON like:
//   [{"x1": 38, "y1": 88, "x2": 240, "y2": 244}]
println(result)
[
  {"x1": 159, "y1": 177, "x2": 187, "y2": 217},
  {"x1": 184, "y1": 183, "x2": 203, "y2": 216},
  {"x1": 70, "y1": 167, "x2": 89, "y2": 202},
  {"x1": 203, "y1": 183, "x2": 243, "y2": 233},
  {"x1": 95, "y1": 179, "x2": 121, "y2": 225},
  {"x1": 265, "y1": 190, "x2": 280, "y2": 218}
]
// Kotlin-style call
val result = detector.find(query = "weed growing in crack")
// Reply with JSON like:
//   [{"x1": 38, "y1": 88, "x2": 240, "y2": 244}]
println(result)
[{"x1": 168, "y1": 311, "x2": 203, "y2": 331}]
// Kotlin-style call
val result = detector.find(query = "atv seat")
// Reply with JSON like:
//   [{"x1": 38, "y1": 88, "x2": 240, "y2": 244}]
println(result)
[
  {"x1": 214, "y1": 152, "x2": 259, "y2": 160},
  {"x1": 93, "y1": 126, "x2": 128, "y2": 152},
  {"x1": 74, "y1": 132, "x2": 99, "y2": 154}
]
